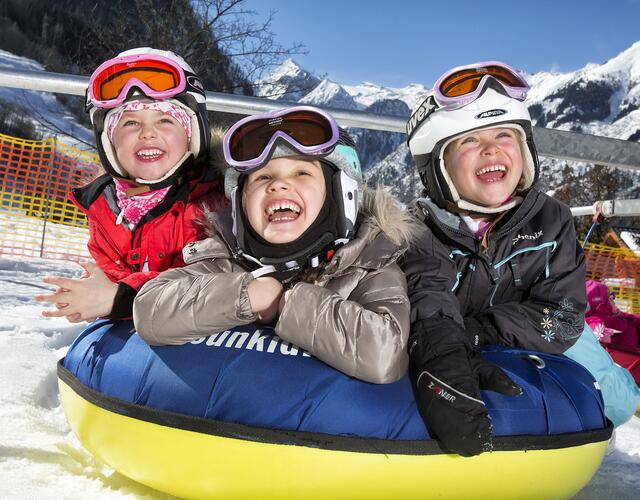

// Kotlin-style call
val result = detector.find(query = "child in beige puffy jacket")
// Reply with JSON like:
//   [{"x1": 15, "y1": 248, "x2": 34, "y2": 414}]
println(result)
[{"x1": 133, "y1": 106, "x2": 419, "y2": 383}]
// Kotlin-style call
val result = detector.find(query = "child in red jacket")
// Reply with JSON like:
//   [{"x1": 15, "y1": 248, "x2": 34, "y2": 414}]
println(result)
[{"x1": 36, "y1": 47, "x2": 224, "y2": 322}]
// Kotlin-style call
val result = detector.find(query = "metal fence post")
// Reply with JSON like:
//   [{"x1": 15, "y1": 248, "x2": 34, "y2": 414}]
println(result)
[{"x1": 38, "y1": 136, "x2": 56, "y2": 258}]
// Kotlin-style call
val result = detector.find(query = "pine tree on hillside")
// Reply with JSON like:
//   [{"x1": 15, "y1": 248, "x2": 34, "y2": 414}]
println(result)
[
  {"x1": 554, "y1": 163, "x2": 631, "y2": 244},
  {"x1": 0, "y1": 0, "x2": 305, "y2": 143},
  {"x1": 0, "y1": 0, "x2": 303, "y2": 93}
]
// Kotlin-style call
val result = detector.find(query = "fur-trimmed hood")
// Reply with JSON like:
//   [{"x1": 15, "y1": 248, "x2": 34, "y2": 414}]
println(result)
[{"x1": 358, "y1": 187, "x2": 421, "y2": 248}]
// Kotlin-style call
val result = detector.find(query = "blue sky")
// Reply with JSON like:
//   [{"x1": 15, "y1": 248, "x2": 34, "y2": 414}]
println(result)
[{"x1": 243, "y1": 0, "x2": 640, "y2": 88}]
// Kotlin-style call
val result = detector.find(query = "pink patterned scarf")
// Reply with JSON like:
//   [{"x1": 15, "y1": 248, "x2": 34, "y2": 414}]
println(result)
[
  {"x1": 461, "y1": 215, "x2": 491, "y2": 239},
  {"x1": 114, "y1": 179, "x2": 171, "y2": 226}
]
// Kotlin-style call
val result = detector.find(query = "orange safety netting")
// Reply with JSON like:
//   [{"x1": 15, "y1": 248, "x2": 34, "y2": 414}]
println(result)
[
  {"x1": 0, "y1": 132, "x2": 101, "y2": 261},
  {"x1": 583, "y1": 242, "x2": 640, "y2": 314},
  {"x1": 1, "y1": 132, "x2": 640, "y2": 313}
]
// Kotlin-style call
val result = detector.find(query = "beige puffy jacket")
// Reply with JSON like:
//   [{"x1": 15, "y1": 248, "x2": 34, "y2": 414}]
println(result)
[{"x1": 133, "y1": 188, "x2": 419, "y2": 383}]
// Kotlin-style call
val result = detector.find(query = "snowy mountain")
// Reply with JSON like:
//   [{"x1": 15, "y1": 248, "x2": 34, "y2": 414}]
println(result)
[
  {"x1": 350, "y1": 98, "x2": 410, "y2": 182},
  {"x1": 3, "y1": 43, "x2": 640, "y2": 203},
  {"x1": 525, "y1": 41, "x2": 640, "y2": 140},
  {"x1": 299, "y1": 78, "x2": 360, "y2": 110},
  {"x1": 260, "y1": 44, "x2": 640, "y2": 202},
  {"x1": 255, "y1": 58, "x2": 322, "y2": 103}
]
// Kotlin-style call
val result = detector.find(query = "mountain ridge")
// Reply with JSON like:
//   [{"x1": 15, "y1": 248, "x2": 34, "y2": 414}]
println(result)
[{"x1": 258, "y1": 47, "x2": 640, "y2": 202}]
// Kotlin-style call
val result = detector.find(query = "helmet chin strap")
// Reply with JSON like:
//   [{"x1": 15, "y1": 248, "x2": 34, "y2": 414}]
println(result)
[
  {"x1": 447, "y1": 196, "x2": 522, "y2": 216},
  {"x1": 243, "y1": 235, "x2": 350, "y2": 279},
  {"x1": 238, "y1": 235, "x2": 349, "y2": 293}
]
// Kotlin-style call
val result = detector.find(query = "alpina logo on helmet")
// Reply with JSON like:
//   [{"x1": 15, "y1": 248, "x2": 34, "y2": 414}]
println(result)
[
  {"x1": 406, "y1": 94, "x2": 437, "y2": 139},
  {"x1": 475, "y1": 109, "x2": 507, "y2": 119},
  {"x1": 186, "y1": 75, "x2": 204, "y2": 92}
]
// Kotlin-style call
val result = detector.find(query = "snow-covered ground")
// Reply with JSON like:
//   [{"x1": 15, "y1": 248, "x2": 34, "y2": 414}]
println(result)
[{"x1": 0, "y1": 254, "x2": 638, "y2": 499}]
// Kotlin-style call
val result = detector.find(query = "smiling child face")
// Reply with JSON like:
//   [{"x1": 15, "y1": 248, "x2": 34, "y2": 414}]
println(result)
[
  {"x1": 111, "y1": 108, "x2": 189, "y2": 181},
  {"x1": 243, "y1": 157, "x2": 326, "y2": 244},
  {"x1": 443, "y1": 127, "x2": 524, "y2": 209}
]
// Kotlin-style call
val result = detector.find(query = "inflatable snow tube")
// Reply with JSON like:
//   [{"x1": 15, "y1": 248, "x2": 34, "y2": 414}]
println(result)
[{"x1": 59, "y1": 320, "x2": 612, "y2": 499}]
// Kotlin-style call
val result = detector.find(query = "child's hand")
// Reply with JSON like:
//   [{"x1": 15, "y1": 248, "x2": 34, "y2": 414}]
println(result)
[
  {"x1": 247, "y1": 277, "x2": 284, "y2": 324},
  {"x1": 410, "y1": 319, "x2": 521, "y2": 456},
  {"x1": 35, "y1": 262, "x2": 118, "y2": 323}
]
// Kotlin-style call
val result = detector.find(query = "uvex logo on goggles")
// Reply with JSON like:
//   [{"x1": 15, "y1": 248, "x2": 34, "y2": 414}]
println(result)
[{"x1": 223, "y1": 106, "x2": 340, "y2": 171}]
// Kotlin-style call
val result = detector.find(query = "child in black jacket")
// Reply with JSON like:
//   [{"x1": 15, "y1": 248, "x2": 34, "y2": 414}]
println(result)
[{"x1": 403, "y1": 61, "x2": 639, "y2": 456}]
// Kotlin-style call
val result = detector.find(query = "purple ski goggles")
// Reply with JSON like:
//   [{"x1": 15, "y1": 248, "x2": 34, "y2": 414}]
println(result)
[
  {"x1": 432, "y1": 60, "x2": 530, "y2": 110},
  {"x1": 223, "y1": 106, "x2": 340, "y2": 171}
]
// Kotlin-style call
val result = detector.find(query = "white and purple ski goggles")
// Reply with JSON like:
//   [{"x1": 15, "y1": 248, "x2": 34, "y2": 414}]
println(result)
[
  {"x1": 432, "y1": 60, "x2": 530, "y2": 110},
  {"x1": 223, "y1": 106, "x2": 340, "y2": 172}
]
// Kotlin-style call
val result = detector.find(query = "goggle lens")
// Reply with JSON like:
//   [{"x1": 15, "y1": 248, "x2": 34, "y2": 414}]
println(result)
[
  {"x1": 89, "y1": 57, "x2": 185, "y2": 106},
  {"x1": 229, "y1": 111, "x2": 335, "y2": 162},
  {"x1": 439, "y1": 65, "x2": 527, "y2": 97}
]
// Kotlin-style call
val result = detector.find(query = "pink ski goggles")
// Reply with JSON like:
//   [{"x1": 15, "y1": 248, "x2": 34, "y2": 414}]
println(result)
[
  {"x1": 432, "y1": 60, "x2": 530, "y2": 110},
  {"x1": 87, "y1": 53, "x2": 186, "y2": 110}
]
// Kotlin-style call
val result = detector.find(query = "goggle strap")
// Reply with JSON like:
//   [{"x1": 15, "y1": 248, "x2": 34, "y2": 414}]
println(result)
[{"x1": 406, "y1": 94, "x2": 439, "y2": 140}]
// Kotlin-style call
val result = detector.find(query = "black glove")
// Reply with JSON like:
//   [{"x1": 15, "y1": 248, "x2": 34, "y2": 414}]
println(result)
[
  {"x1": 464, "y1": 314, "x2": 499, "y2": 346},
  {"x1": 409, "y1": 319, "x2": 521, "y2": 456}
]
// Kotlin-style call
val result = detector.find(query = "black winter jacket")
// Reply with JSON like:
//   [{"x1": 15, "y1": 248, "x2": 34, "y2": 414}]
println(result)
[{"x1": 402, "y1": 189, "x2": 586, "y2": 354}]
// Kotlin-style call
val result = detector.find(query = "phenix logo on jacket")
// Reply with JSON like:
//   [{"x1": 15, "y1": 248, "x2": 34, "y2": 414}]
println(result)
[{"x1": 512, "y1": 230, "x2": 544, "y2": 246}]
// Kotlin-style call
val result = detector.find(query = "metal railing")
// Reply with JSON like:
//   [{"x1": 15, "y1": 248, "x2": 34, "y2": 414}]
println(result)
[
  {"x1": 2, "y1": 66, "x2": 640, "y2": 171},
  {"x1": 571, "y1": 199, "x2": 640, "y2": 217}
]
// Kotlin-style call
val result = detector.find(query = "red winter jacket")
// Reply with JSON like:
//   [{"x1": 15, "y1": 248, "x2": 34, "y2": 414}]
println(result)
[{"x1": 69, "y1": 171, "x2": 226, "y2": 319}]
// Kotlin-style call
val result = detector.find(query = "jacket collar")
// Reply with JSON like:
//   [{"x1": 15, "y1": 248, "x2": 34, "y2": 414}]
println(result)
[
  {"x1": 183, "y1": 208, "x2": 236, "y2": 263},
  {"x1": 71, "y1": 168, "x2": 220, "y2": 213},
  {"x1": 323, "y1": 219, "x2": 406, "y2": 276},
  {"x1": 414, "y1": 189, "x2": 546, "y2": 248}
]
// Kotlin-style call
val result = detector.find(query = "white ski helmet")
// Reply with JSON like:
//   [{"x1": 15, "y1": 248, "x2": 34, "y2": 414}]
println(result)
[
  {"x1": 86, "y1": 47, "x2": 210, "y2": 188},
  {"x1": 408, "y1": 79, "x2": 539, "y2": 214}
]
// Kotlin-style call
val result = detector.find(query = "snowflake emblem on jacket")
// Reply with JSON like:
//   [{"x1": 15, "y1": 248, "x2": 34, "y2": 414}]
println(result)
[
  {"x1": 538, "y1": 297, "x2": 582, "y2": 342},
  {"x1": 553, "y1": 298, "x2": 583, "y2": 340},
  {"x1": 559, "y1": 298, "x2": 574, "y2": 311},
  {"x1": 542, "y1": 331, "x2": 556, "y2": 342}
]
